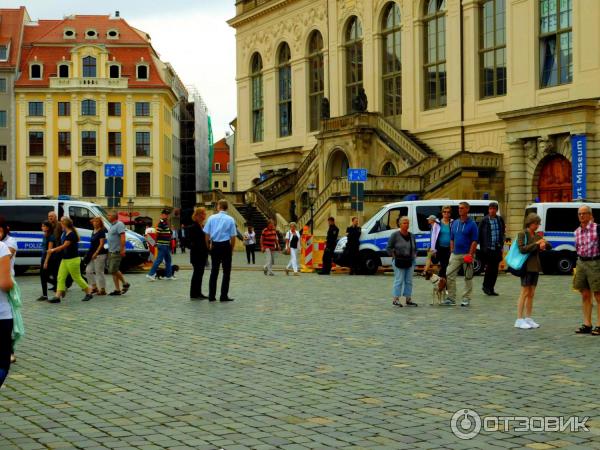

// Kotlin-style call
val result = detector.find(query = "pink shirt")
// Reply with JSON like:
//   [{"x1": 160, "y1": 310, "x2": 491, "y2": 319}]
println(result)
[{"x1": 575, "y1": 222, "x2": 599, "y2": 258}]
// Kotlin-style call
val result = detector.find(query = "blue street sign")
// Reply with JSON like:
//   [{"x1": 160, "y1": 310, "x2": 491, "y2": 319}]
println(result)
[
  {"x1": 104, "y1": 164, "x2": 124, "y2": 178},
  {"x1": 571, "y1": 135, "x2": 587, "y2": 200},
  {"x1": 348, "y1": 168, "x2": 367, "y2": 182}
]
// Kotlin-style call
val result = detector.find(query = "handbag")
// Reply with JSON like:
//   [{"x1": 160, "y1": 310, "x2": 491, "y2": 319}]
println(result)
[
  {"x1": 505, "y1": 232, "x2": 529, "y2": 276},
  {"x1": 393, "y1": 232, "x2": 414, "y2": 269}
]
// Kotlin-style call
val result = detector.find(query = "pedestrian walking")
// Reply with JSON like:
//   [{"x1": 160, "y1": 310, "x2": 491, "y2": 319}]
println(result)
[
  {"x1": 47, "y1": 217, "x2": 94, "y2": 303},
  {"x1": 146, "y1": 209, "x2": 175, "y2": 281},
  {"x1": 106, "y1": 211, "x2": 131, "y2": 296},
  {"x1": 243, "y1": 225, "x2": 256, "y2": 264},
  {"x1": 319, "y1": 217, "x2": 339, "y2": 275},
  {"x1": 204, "y1": 199, "x2": 237, "y2": 302},
  {"x1": 38, "y1": 221, "x2": 56, "y2": 302},
  {"x1": 346, "y1": 217, "x2": 362, "y2": 275},
  {"x1": 285, "y1": 222, "x2": 300, "y2": 276},
  {"x1": 0, "y1": 234, "x2": 15, "y2": 388},
  {"x1": 0, "y1": 220, "x2": 18, "y2": 365},
  {"x1": 478, "y1": 202, "x2": 506, "y2": 296},
  {"x1": 47, "y1": 211, "x2": 63, "y2": 291},
  {"x1": 188, "y1": 207, "x2": 209, "y2": 300},
  {"x1": 84, "y1": 217, "x2": 108, "y2": 296},
  {"x1": 387, "y1": 216, "x2": 418, "y2": 307},
  {"x1": 514, "y1": 213, "x2": 551, "y2": 329},
  {"x1": 444, "y1": 201, "x2": 478, "y2": 307},
  {"x1": 179, "y1": 228, "x2": 186, "y2": 254},
  {"x1": 573, "y1": 205, "x2": 600, "y2": 335},
  {"x1": 260, "y1": 219, "x2": 279, "y2": 276},
  {"x1": 171, "y1": 229, "x2": 178, "y2": 254}
]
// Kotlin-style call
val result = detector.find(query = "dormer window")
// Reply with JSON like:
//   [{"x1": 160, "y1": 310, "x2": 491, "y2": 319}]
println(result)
[
  {"x1": 30, "y1": 63, "x2": 42, "y2": 80},
  {"x1": 58, "y1": 64, "x2": 69, "y2": 78},
  {"x1": 109, "y1": 65, "x2": 120, "y2": 79},
  {"x1": 136, "y1": 64, "x2": 149, "y2": 80},
  {"x1": 63, "y1": 28, "x2": 76, "y2": 39},
  {"x1": 85, "y1": 29, "x2": 98, "y2": 39},
  {"x1": 0, "y1": 45, "x2": 8, "y2": 61},
  {"x1": 107, "y1": 29, "x2": 119, "y2": 39}
]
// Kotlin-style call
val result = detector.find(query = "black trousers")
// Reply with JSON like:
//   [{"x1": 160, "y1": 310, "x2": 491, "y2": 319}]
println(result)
[
  {"x1": 190, "y1": 255, "x2": 208, "y2": 298},
  {"x1": 0, "y1": 319, "x2": 13, "y2": 387},
  {"x1": 209, "y1": 241, "x2": 232, "y2": 300},
  {"x1": 245, "y1": 244, "x2": 256, "y2": 264},
  {"x1": 481, "y1": 248, "x2": 503, "y2": 292},
  {"x1": 348, "y1": 248, "x2": 360, "y2": 274},
  {"x1": 321, "y1": 248, "x2": 334, "y2": 274},
  {"x1": 436, "y1": 246, "x2": 451, "y2": 278},
  {"x1": 40, "y1": 256, "x2": 51, "y2": 297}
]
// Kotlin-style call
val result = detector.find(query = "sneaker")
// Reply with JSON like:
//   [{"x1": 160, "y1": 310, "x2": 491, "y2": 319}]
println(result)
[
  {"x1": 146, "y1": 274, "x2": 156, "y2": 281},
  {"x1": 293, "y1": 272, "x2": 300, "y2": 276},
  {"x1": 524, "y1": 318, "x2": 540, "y2": 328},
  {"x1": 575, "y1": 324, "x2": 593, "y2": 334},
  {"x1": 442, "y1": 298, "x2": 456, "y2": 306},
  {"x1": 263, "y1": 267, "x2": 268, "y2": 275},
  {"x1": 268, "y1": 272, "x2": 275, "y2": 276},
  {"x1": 81, "y1": 294, "x2": 93, "y2": 302},
  {"x1": 49, "y1": 297, "x2": 62, "y2": 304},
  {"x1": 460, "y1": 299, "x2": 470, "y2": 307},
  {"x1": 165, "y1": 276, "x2": 176, "y2": 281},
  {"x1": 285, "y1": 268, "x2": 289, "y2": 276},
  {"x1": 515, "y1": 318, "x2": 532, "y2": 329},
  {"x1": 36, "y1": 295, "x2": 48, "y2": 302}
]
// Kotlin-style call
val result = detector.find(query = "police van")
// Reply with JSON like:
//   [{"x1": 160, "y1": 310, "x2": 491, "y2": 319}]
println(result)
[
  {"x1": 0, "y1": 199, "x2": 149, "y2": 274},
  {"x1": 334, "y1": 199, "x2": 497, "y2": 274},
  {"x1": 524, "y1": 202, "x2": 600, "y2": 274}
]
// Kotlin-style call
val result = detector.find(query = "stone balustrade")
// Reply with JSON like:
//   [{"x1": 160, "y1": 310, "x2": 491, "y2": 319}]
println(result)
[{"x1": 49, "y1": 77, "x2": 128, "y2": 89}]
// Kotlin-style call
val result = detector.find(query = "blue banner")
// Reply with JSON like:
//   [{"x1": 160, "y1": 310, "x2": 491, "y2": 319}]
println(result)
[{"x1": 571, "y1": 135, "x2": 587, "y2": 200}]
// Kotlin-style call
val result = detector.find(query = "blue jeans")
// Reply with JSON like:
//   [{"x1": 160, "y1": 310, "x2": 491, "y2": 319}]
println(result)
[
  {"x1": 149, "y1": 244, "x2": 172, "y2": 277},
  {"x1": 392, "y1": 261, "x2": 415, "y2": 298}
]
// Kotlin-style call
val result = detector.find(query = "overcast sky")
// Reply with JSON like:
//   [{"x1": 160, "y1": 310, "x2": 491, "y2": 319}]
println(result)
[{"x1": 4, "y1": 1, "x2": 237, "y2": 140}]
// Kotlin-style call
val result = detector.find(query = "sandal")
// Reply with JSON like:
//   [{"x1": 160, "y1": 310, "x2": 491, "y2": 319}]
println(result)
[
  {"x1": 405, "y1": 300, "x2": 418, "y2": 307},
  {"x1": 108, "y1": 290, "x2": 122, "y2": 296},
  {"x1": 592, "y1": 326, "x2": 600, "y2": 336},
  {"x1": 392, "y1": 298, "x2": 403, "y2": 307},
  {"x1": 575, "y1": 324, "x2": 593, "y2": 334},
  {"x1": 122, "y1": 283, "x2": 131, "y2": 294}
]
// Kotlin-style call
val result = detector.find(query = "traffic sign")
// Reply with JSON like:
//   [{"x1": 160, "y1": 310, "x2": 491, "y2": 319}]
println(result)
[
  {"x1": 348, "y1": 168, "x2": 367, "y2": 182},
  {"x1": 105, "y1": 164, "x2": 124, "y2": 177}
]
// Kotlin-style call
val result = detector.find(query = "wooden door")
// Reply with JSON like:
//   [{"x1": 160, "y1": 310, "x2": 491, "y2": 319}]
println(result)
[{"x1": 538, "y1": 156, "x2": 572, "y2": 202}]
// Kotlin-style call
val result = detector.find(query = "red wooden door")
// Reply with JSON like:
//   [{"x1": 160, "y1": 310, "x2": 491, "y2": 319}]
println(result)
[{"x1": 538, "y1": 156, "x2": 572, "y2": 202}]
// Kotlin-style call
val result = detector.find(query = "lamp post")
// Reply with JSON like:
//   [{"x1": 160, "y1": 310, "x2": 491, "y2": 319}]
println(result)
[
  {"x1": 307, "y1": 183, "x2": 317, "y2": 235},
  {"x1": 127, "y1": 197, "x2": 134, "y2": 230}
]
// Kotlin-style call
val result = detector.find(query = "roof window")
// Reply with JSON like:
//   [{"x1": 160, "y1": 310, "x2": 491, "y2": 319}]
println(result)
[
  {"x1": 107, "y1": 29, "x2": 119, "y2": 39},
  {"x1": 63, "y1": 28, "x2": 76, "y2": 39},
  {"x1": 85, "y1": 29, "x2": 98, "y2": 39}
]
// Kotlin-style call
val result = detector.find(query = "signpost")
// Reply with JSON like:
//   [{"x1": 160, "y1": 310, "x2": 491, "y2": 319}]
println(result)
[
  {"x1": 348, "y1": 168, "x2": 367, "y2": 212},
  {"x1": 104, "y1": 164, "x2": 124, "y2": 208},
  {"x1": 571, "y1": 135, "x2": 586, "y2": 200}
]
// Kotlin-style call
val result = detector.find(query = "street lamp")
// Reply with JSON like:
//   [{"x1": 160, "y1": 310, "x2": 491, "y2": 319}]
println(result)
[
  {"x1": 127, "y1": 197, "x2": 134, "y2": 230},
  {"x1": 307, "y1": 183, "x2": 317, "y2": 235}
]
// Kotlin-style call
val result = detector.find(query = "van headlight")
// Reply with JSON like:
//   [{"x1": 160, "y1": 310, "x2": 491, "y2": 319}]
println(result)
[
  {"x1": 335, "y1": 238, "x2": 347, "y2": 253},
  {"x1": 128, "y1": 238, "x2": 144, "y2": 250}
]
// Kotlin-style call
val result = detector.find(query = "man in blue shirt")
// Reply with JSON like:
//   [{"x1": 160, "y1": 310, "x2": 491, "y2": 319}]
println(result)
[
  {"x1": 444, "y1": 202, "x2": 479, "y2": 307},
  {"x1": 204, "y1": 199, "x2": 237, "y2": 302}
]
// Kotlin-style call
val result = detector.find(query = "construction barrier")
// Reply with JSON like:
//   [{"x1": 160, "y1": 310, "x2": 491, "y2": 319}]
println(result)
[{"x1": 299, "y1": 234, "x2": 333, "y2": 273}]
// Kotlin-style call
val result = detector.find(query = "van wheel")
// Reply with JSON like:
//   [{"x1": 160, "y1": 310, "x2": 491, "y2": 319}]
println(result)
[
  {"x1": 556, "y1": 252, "x2": 575, "y2": 274},
  {"x1": 360, "y1": 251, "x2": 380, "y2": 275}
]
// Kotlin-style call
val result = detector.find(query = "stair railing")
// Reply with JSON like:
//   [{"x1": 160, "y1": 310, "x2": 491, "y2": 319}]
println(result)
[{"x1": 376, "y1": 115, "x2": 431, "y2": 162}]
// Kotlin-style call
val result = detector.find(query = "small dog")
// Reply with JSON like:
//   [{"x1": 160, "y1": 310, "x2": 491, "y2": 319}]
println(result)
[
  {"x1": 155, "y1": 264, "x2": 179, "y2": 280},
  {"x1": 424, "y1": 270, "x2": 447, "y2": 305}
]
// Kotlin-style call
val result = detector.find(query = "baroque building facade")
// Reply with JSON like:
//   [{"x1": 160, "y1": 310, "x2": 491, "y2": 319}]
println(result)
[{"x1": 229, "y1": 0, "x2": 600, "y2": 235}]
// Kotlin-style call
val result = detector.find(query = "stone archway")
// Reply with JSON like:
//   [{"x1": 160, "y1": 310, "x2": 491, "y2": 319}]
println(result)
[
  {"x1": 537, "y1": 155, "x2": 572, "y2": 202},
  {"x1": 326, "y1": 149, "x2": 350, "y2": 183}
]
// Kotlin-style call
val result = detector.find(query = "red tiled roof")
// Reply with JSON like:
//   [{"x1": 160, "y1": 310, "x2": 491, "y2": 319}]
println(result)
[{"x1": 0, "y1": 7, "x2": 26, "y2": 68}]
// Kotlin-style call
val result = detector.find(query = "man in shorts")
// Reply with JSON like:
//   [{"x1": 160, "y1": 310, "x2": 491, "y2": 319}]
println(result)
[
  {"x1": 107, "y1": 211, "x2": 130, "y2": 296},
  {"x1": 573, "y1": 205, "x2": 600, "y2": 334}
]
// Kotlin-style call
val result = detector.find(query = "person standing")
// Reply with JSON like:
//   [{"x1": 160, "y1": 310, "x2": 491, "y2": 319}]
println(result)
[
  {"x1": 0, "y1": 221, "x2": 17, "y2": 365},
  {"x1": 243, "y1": 225, "x2": 256, "y2": 264},
  {"x1": 386, "y1": 216, "x2": 418, "y2": 307},
  {"x1": 47, "y1": 211, "x2": 63, "y2": 291},
  {"x1": 346, "y1": 217, "x2": 362, "y2": 275},
  {"x1": 204, "y1": 199, "x2": 237, "y2": 302},
  {"x1": 285, "y1": 222, "x2": 301, "y2": 276},
  {"x1": 319, "y1": 217, "x2": 339, "y2": 275},
  {"x1": 47, "y1": 217, "x2": 94, "y2": 303},
  {"x1": 261, "y1": 219, "x2": 280, "y2": 276},
  {"x1": 435, "y1": 206, "x2": 453, "y2": 278},
  {"x1": 106, "y1": 211, "x2": 131, "y2": 296},
  {"x1": 573, "y1": 205, "x2": 600, "y2": 335},
  {"x1": 514, "y1": 213, "x2": 551, "y2": 329},
  {"x1": 444, "y1": 202, "x2": 478, "y2": 307},
  {"x1": 38, "y1": 221, "x2": 56, "y2": 302},
  {"x1": 179, "y1": 227, "x2": 186, "y2": 254},
  {"x1": 478, "y1": 202, "x2": 506, "y2": 296},
  {"x1": 188, "y1": 207, "x2": 209, "y2": 300},
  {"x1": 146, "y1": 209, "x2": 175, "y2": 281},
  {"x1": 0, "y1": 234, "x2": 14, "y2": 388},
  {"x1": 425, "y1": 215, "x2": 440, "y2": 272},
  {"x1": 84, "y1": 217, "x2": 108, "y2": 296}
]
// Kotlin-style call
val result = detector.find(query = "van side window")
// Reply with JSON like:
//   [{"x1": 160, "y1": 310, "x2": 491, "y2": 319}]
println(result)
[
  {"x1": 69, "y1": 206, "x2": 94, "y2": 230},
  {"x1": 416, "y1": 206, "x2": 443, "y2": 232},
  {"x1": 0, "y1": 206, "x2": 54, "y2": 231},
  {"x1": 546, "y1": 208, "x2": 580, "y2": 232},
  {"x1": 371, "y1": 207, "x2": 408, "y2": 233},
  {"x1": 466, "y1": 206, "x2": 489, "y2": 225}
]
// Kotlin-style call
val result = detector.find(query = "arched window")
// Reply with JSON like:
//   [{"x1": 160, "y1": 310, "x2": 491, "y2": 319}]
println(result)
[
  {"x1": 82, "y1": 56, "x2": 96, "y2": 77},
  {"x1": 81, "y1": 99, "x2": 96, "y2": 116},
  {"x1": 82, "y1": 170, "x2": 96, "y2": 197},
  {"x1": 308, "y1": 30, "x2": 324, "y2": 131},
  {"x1": 382, "y1": 3, "x2": 402, "y2": 118},
  {"x1": 278, "y1": 43, "x2": 292, "y2": 137},
  {"x1": 58, "y1": 64, "x2": 69, "y2": 78},
  {"x1": 345, "y1": 16, "x2": 363, "y2": 113},
  {"x1": 424, "y1": 0, "x2": 447, "y2": 109},
  {"x1": 251, "y1": 53, "x2": 263, "y2": 142},
  {"x1": 480, "y1": 0, "x2": 506, "y2": 97},
  {"x1": 109, "y1": 65, "x2": 120, "y2": 79},
  {"x1": 382, "y1": 162, "x2": 397, "y2": 176}
]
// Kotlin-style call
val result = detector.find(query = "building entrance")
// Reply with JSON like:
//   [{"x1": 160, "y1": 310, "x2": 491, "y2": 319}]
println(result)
[{"x1": 537, "y1": 155, "x2": 572, "y2": 202}]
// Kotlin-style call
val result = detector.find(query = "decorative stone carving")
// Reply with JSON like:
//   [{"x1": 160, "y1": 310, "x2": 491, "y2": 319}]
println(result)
[
  {"x1": 321, "y1": 97, "x2": 330, "y2": 119},
  {"x1": 524, "y1": 140, "x2": 538, "y2": 160},
  {"x1": 537, "y1": 136, "x2": 555, "y2": 155}
]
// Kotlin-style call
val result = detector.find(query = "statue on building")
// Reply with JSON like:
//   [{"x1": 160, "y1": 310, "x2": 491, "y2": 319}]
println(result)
[
  {"x1": 524, "y1": 140, "x2": 538, "y2": 161},
  {"x1": 321, "y1": 97, "x2": 330, "y2": 120},
  {"x1": 352, "y1": 88, "x2": 368, "y2": 113},
  {"x1": 537, "y1": 136, "x2": 555, "y2": 155},
  {"x1": 289, "y1": 200, "x2": 298, "y2": 222}
]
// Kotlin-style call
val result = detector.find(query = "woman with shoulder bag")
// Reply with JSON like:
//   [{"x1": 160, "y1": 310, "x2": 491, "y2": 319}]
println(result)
[
  {"x1": 285, "y1": 222, "x2": 300, "y2": 276},
  {"x1": 386, "y1": 216, "x2": 418, "y2": 307},
  {"x1": 514, "y1": 213, "x2": 552, "y2": 329}
]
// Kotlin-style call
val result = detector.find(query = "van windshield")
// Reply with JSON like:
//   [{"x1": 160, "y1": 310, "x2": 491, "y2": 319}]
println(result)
[{"x1": 91, "y1": 206, "x2": 110, "y2": 222}]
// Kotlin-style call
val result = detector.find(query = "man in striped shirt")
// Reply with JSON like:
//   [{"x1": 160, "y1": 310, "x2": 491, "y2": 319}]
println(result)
[
  {"x1": 261, "y1": 219, "x2": 280, "y2": 276},
  {"x1": 574, "y1": 205, "x2": 600, "y2": 335},
  {"x1": 146, "y1": 209, "x2": 175, "y2": 281}
]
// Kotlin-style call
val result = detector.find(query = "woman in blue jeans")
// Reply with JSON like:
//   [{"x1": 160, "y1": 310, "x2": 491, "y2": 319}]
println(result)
[{"x1": 386, "y1": 216, "x2": 417, "y2": 307}]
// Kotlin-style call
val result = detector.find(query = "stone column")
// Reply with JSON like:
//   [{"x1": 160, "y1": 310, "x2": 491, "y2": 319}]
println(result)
[{"x1": 506, "y1": 138, "x2": 528, "y2": 234}]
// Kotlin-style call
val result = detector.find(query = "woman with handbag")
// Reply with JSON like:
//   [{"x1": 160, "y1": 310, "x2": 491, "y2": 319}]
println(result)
[
  {"x1": 285, "y1": 222, "x2": 300, "y2": 276},
  {"x1": 386, "y1": 216, "x2": 418, "y2": 307},
  {"x1": 515, "y1": 213, "x2": 551, "y2": 329}
]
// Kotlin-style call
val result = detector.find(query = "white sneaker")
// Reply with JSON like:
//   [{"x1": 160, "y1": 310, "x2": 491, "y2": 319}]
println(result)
[
  {"x1": 514, "y1": 318, "x2": 532, "y2": 329},
  {"x1": 525, "y1": 317, "x2": 540, "y2": 328},
  {"x1": 165, "y1": 276, "x2": 176, "y2": 281},
  {"x1": 146, "y1": 274, "x2": 156, "y2": 281}
]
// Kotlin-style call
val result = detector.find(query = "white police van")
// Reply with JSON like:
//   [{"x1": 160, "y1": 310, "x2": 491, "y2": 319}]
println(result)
[
  {"x1": 524, "y1": 202, "x2": 600, "y2": 274},
  {"x1": 334, "y1": 199, "x2": 497, "y2": 274},
  {"x1": 0, "y1": 199, "x2": 149, "y2": 274}
]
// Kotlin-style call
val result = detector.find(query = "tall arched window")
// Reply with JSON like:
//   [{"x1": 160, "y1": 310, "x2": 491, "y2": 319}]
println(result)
[
  {"x1": 82, "y1": 170, "x2": 96, "y2": 197},
  {"x1": 82, "y1": 56, "x2": 96, "y2": 78},
  {"x1": 480, "y1": 0, "x2": 506, "y2": 97},
  {"x1": 251, "y1": 53, "x2": 263, "y2": 142},
  {"x1": 424, "y1": 0, "x2": 447, "y2": 109},
  {"x1": 382, "y1": 2, "x2": 402, "y2": 118},
  {"x1": 278, "y1": 43, "x2": 292, "y2": 137},
  {"x1": 382, "y1": 161, "x2": 397, "y2": 176},
  {"x1": 308, "y1": 30, "x2": 324, "y2": 132},
  {"x1": 345, "y1": 16, "x2": 363, "y2": 113}
]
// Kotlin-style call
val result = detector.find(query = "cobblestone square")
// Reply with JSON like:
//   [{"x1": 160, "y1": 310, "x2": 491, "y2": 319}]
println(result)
[{"x1": 1, "y1": 257, "x2": 599, "y2": 449}]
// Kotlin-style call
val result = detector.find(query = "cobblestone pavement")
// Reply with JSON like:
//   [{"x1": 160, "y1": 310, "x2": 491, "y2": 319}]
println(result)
[{"x1": 1, "y1": 264, "x2": 599, "y2": 450}]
